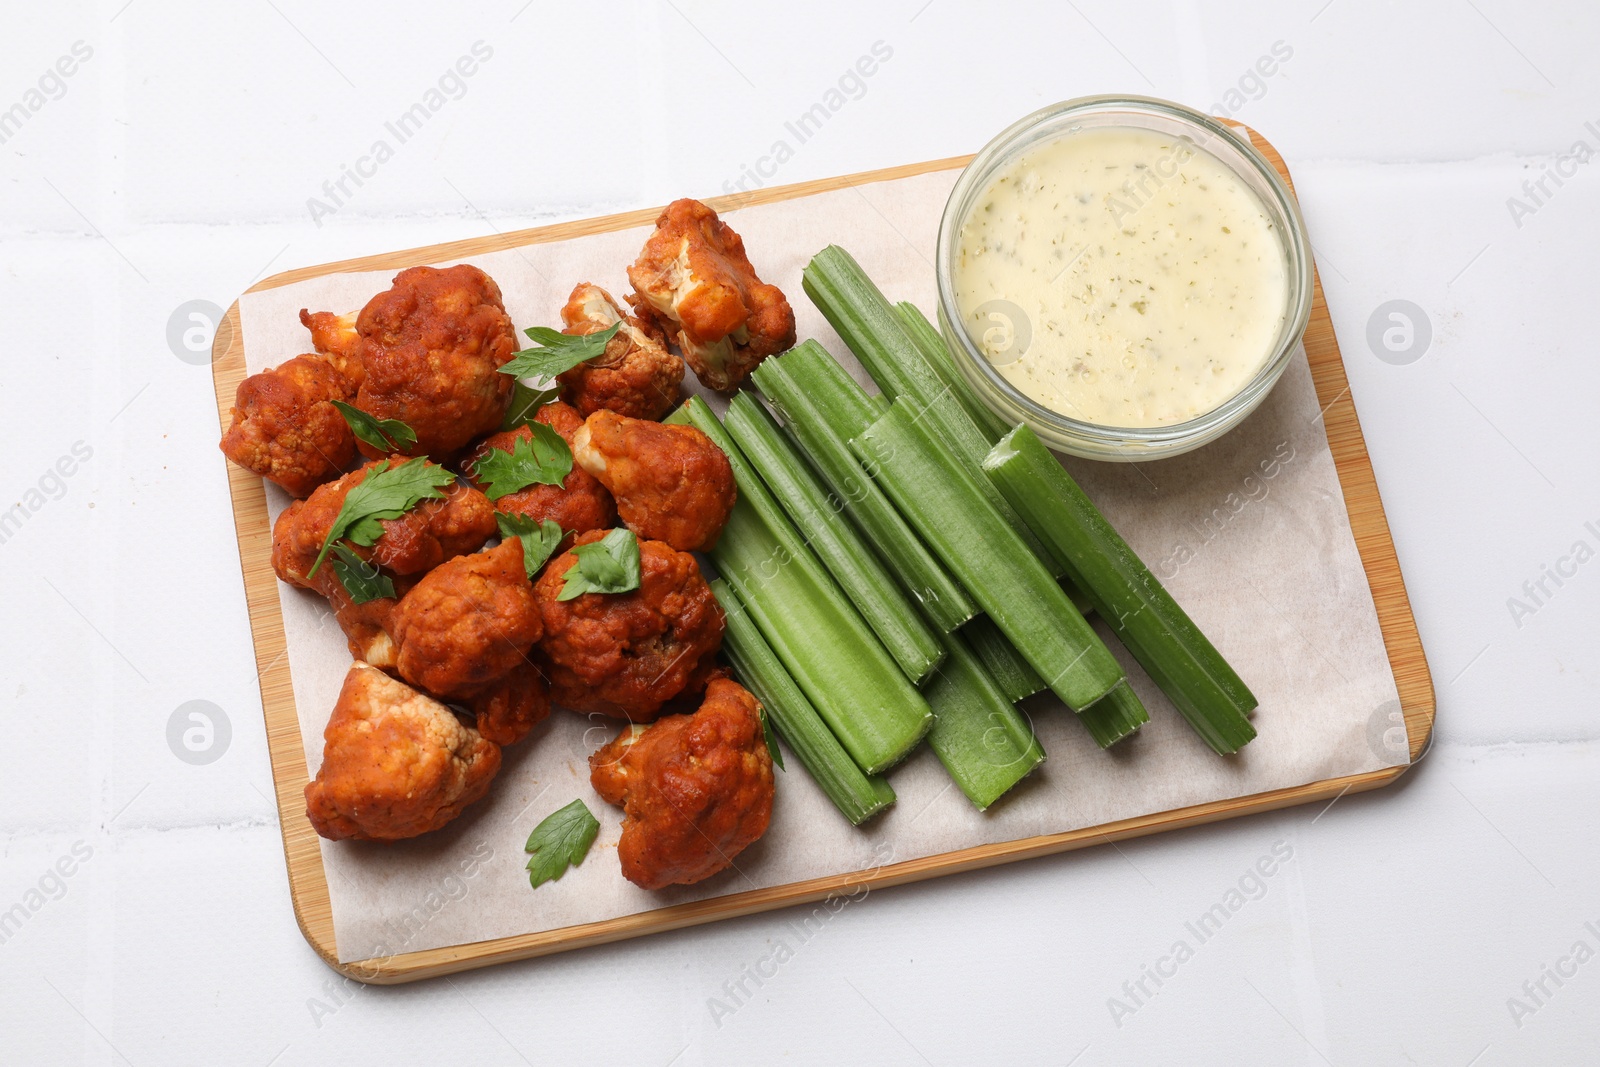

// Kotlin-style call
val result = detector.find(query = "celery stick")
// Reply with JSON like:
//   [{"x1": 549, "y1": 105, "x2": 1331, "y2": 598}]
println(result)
[
  {"x1": 898, "y1": 301, "x2": 1100, "y2": 615},
  {"x1": 962, "y1": 616, "x2": 1046, "y2": 704},
  {"x1": 758, "y1": 340, "x2": 875, "y2": 438},
  {"x1": 851, "y1": 398, "x2": 1126, "y2": 718},
  {"x1": 893, "y1": 301, "x2": 1012, "y2": 444},
  {"x1": 713, "y1": 579, "x2": 896, "y2": 824},
  {"x1": 801, "y1": 245, "x2": 1064, "y2": 574},
  {"x1": 924, "y1": 629, "x2": 1046, "y2": 810},
  {"x1": 668, "y1": 400, "x2": 932, "y2": 774},
  {"x1": 1077, "y1": 682, "x2": 1151, "y2": 749},
  {"x1": 751, "y1": 345, "x2": 976, "y2": 632},
  {"x1": 724, "y1": 392, "x2": 943, "y2": 684},
  {"x1": 983, "y1": 424, "x2": 1257, "y2": 754}
]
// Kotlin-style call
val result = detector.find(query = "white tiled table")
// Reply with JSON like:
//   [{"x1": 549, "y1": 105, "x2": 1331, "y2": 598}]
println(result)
[{"x1": 3, "y1": 1, "x2": 1595, "y2": 1063}]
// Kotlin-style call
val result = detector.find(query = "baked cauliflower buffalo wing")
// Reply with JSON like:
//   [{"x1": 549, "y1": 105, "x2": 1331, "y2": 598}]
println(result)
[
  {"x1": 306, "y1": 662, "x2": 502, "y2": 842},
  {"x1": 571, "y1": 410, "x2": 735, "y2": 552},
  {"x1": 556, "y1": 282, "x2": 684, "y2": 421},
  {"x1": 271, "y1": 458, "x2": 497, "y2": 589},
  {"x1": 464, "y1": 401, "x2": 615, "y2": 548},
  {"x1": 298, "y1": 310, "x2": 364, "y2": 388},
  {"x1": 589, "y1": 677, "x2": 775, "y2": 890},
  {"x1": 319, "y1": 569, "x2": 417, "y2": 669},
  {"x1": 390, "y1": 538, "x2": 543, "y2": 700},
  {"x1": 534, "y1": 530, "x2": 725, "y2": 721},
  {"x1": 464, "y1": 660, "x2": 551, "y2": 747},
  {"x1": 219, "y1": 355, "x2": 357, "y2": 498},
  {"x1": 299, "y1": 264, "x2": 518, "y2": 459},
  {"x1": 626, "y1": 199, "x2": 795, "y2": 391}
]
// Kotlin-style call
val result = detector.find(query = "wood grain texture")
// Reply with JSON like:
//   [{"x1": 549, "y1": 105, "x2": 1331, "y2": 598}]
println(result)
[{"x1": 211, "y1": 128, "x2": 1435, "y2": 984}]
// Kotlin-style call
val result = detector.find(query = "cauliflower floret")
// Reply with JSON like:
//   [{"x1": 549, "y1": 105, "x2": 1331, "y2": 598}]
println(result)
[
  {"x1": 463, "y1": 660, "x2": 551, "y2": 747},
  {"x1": 556, "y1": 282, "x2": 685, "y2": 421},
  {"x1": 571, "y1": 410, "x2": 735, "y2": 552},
  {"x1": 626, "y1": 199, "x2": 795, "y2": 391},
  {"x1": 219, "y1": 355, "x2": 356, "y2": 498},
  {"x1": 319, "y1": 569, "x2": 417, "y2": 670},
  {"x1": 590, "y1": 677, "x2": 774, "y2": 889},
  {"x1": 463, "y1": 400, "x2": 616, "y2": 550},
  {"x1": 298, "y1": 310, "x2": 364, "y2": 388},
  {"x1": 533, "y1": 529, "x2": 725, "y2": 721},
  {"x1": 390, "y1": 538, "x2": 543, "y2": 699},
  {"x1": 270, "y1": 458, "x2": 497, "y2": 589},
  {"x1": 305, "y1": 662, "x2": 502, "y2": 842},
  {"x1": 299, "y1": 264, "x2": 518, "y2": 460}
]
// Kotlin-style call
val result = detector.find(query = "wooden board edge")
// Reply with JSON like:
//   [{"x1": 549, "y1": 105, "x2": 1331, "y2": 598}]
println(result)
[
  {"x1": 212, "y1": 300, "x2": 343, "y2": 970},
  {"x1": 211, "y1": 132, "x2": 1435, "y2": 985},
  {"x1": 342, "y1": 762, "x2": 1405, "y2": 984},
  {"x1": 240, "y1": 154, "x2": 978, "y2": 295},
  {"x1": 1232, "y1": 125, "x2": 1437, "y2": 764}
]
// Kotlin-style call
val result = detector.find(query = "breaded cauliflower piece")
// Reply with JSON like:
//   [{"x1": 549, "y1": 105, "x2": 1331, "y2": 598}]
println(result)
[
  {"x1": 300, "y1": 264, "x2": 518, "y2": 459},
  {"x1": 305, "y1": 662, "x2": 502, "y2": 842},
  {"x1": 298, "y1": 310, "x2": 364, "y2": 388},
  {"x1": 556, "y1": 282, "x2": 685, "y2": 421},
  {"x1": 270, "y1": 458, "x2": 497, "y2": 589},
  {"x1": 571, "y1": 410, "x2": 735, "y2": 552},
  {"x1": 589, "y1": 677, "x2": 774, "y2": 890},
  {"x1": 626, "y1": 199, "x2": 795, "y2": 391},
  {"x1": 464, "y1": 401, "x2": 615, "y2": 550},
  {"x1": 219, "y1": 355, "x2": 357, "y2": 498},
  {"x1": 320, "y1": 570, "x2": 417, "y2": 670},
  {"x1": 464, "y1": 660, "x2": 551, "y2": 747},
  {"x1": 390, "y1": 538, "x2": 543, "y2": 699},
  {"x1": 270, "y1": 499, "x2": 314, "y2": 588},
  {"x1": 533, "y1": 529, "x2": 725, "y2": 721}
]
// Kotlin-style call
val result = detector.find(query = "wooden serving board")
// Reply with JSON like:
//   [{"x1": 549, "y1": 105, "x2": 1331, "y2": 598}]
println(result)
[{"x1": 212, "y1": 128, "x2": 1435, "y2": 984}]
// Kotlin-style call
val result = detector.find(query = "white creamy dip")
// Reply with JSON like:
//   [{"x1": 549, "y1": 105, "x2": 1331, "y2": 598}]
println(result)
[{"x1": 953, "y1": 125, "x2": 1288, "y2": 428}]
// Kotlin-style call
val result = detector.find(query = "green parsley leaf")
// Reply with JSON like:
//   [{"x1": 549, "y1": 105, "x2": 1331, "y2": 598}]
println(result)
[
  {"x1": 557, "y1": 528, "x2": 642, "y2": 601},
  {"x1": 470, "y1": 423, "x2": 572, "y2": 501},
  {"x1": 500, "y1": 381, "x2": 561, "y2": 431},
  {"x1": 331, "y1": 400, "x2": 417, "y2": 453},
  {"x1": 498, "y1": 321, "x2": 624, "y2": 382},
  {"x1": 306, "y1": 457, "x2": 457, "y2": 579},
  {"x1": 496, "y1": 513, "x2": 566, "y2": 579},
  {"x1": 760, "y1": 706, "x2": 786, "y2": 771},
  {"x1": 524, "y1": 799, "x2": 601, "y2": 889},
  {"x1": 328, "y1": 544, "x2": 396, "y2": 605}
]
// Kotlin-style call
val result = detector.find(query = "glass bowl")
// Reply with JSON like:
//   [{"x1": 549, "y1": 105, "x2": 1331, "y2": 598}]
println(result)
[{"x1": 935, "y1": 95, "x2": 1313, "y2": 462}]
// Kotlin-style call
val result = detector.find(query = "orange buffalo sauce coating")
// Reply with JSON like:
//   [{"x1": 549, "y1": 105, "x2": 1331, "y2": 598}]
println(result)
[{"x1": 590, "y1": 678, "x2": 774, "y2": 890}]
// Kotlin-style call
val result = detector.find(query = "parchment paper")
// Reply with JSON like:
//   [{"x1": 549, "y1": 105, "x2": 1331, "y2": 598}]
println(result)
[{"x1": 236, "y1": 169, "x2": 1406, "y2": 964}]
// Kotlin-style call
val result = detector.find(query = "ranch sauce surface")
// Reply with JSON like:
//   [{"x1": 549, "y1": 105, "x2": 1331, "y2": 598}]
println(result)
[{"x1": 954, "y1": 126, "x2": 1288, "y2": 428}]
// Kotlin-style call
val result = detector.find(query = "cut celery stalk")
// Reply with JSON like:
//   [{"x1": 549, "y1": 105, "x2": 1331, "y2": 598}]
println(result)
[
  {"x1": 897, "y1": 302, "x2": 1099, "y2": 616},
  {"x1": 757, "y1": 340, "x2": 878, "y2": 438},
  {"x1": 1076, "y1": 682, "x2": 1151, "y2": 749},
  {"x1": 923, "y1": 629, "x2": 1046, "y2": 810},
  {"x1": 668, "y1": 399, "x2": 932, "y2": 774},
  {"x1": 751, "y1": 344, "x2": 976, "y2": 632},
  {"x1": 850, "y1": 397, "x2": 1126, "y2": 718},
  {"x1": 961, "y1": 615, "x2": 1046, "y2": 704},
  {"x1": 801, "y1": 245, "x2": 1064, "y2": 574},
  {"x1": 893, "y1": 301, "x2": 1012, "y2": 444},
  {"x1": 713, "y1": 579, "x2": 896, "y2": 824},
  {"x1": 724, "y1": 392, "x2": 944, "y2": 684},
  {"x1": 983, "y1": 424, "x2": 1257, "y2": 754}
]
